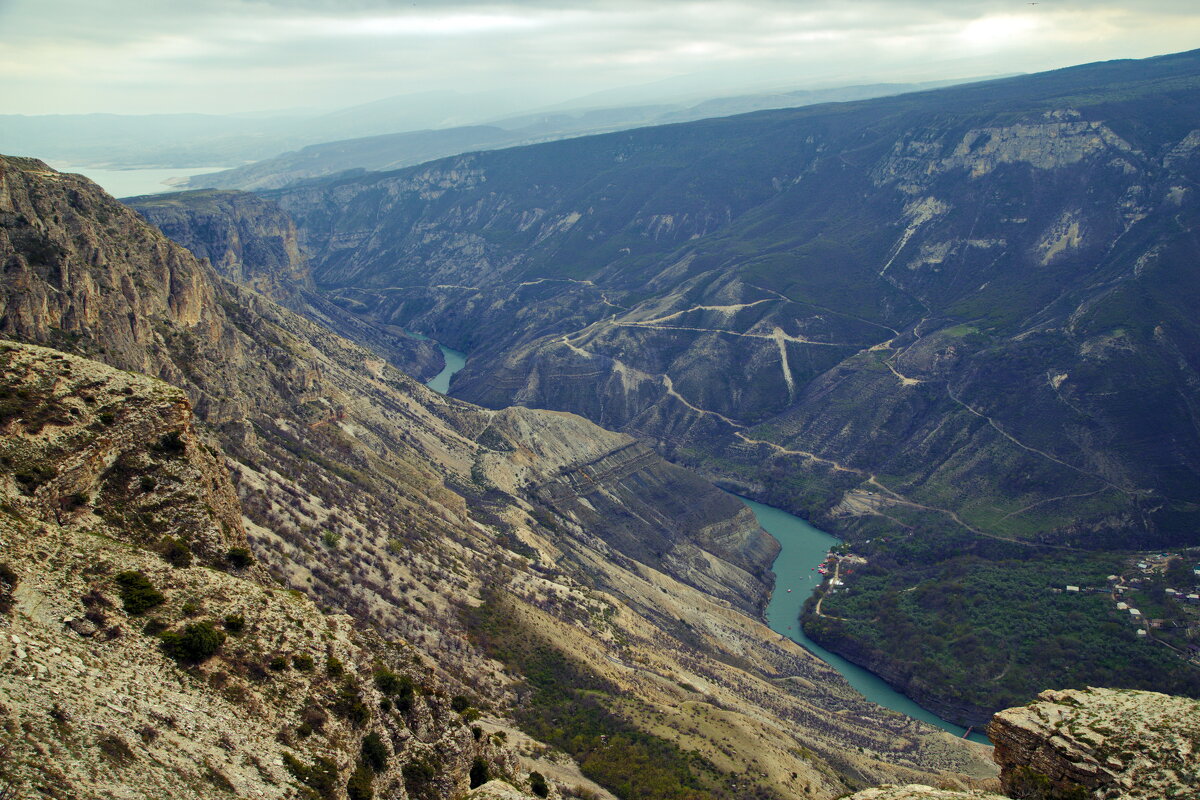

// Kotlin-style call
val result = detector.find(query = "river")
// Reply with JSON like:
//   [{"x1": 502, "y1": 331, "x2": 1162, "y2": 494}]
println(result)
[
  {"x1": 738, "y1": 496, "x2": 991, "y2": 744},
  {"x1": 420, "y1": 342, "x2": 988, "y2": 744},
  {"x1": 422, "y1": 343, "x2": 467, "y2": 395}
]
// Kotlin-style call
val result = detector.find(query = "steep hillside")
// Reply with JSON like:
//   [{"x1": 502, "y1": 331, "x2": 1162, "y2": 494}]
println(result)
[
  {"x1": 126, "y1": 188, "x2": 444, "y2": 382},
  {"x1": 2, "y1": 156, "x2": 996, "y2": 798},
  {"x1": 0, "y1": 341, "x2": 519, "y2": 800},
  {"x1": 146, "y1": 50, "x2": 1200, "y2": 722}
]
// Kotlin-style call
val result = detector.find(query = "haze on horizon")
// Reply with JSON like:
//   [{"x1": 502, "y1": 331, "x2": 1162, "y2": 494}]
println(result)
[{"x1": 1, "y1": 0, "x2": 1198, "y2": 120}]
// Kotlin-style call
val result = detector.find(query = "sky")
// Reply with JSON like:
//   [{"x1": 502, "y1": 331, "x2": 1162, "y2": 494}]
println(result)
[{"x1": 1, "y1": 0, "x2": 1199, "y2": 117}]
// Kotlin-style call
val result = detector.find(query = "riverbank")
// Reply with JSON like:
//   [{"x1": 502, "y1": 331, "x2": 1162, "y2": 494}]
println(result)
[{"x1": 738, "y1": 496, "x2": 991, "y2": 744}]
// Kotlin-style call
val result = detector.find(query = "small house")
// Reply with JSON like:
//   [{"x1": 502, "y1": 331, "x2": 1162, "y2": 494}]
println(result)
[
  {"x1": 1116, "y1": 602, "x2": 1129, "y2": 610},
  {"x1": 1136, "y1": 629, "x2": 1148, "y2": 637},
  {"x1": 1130, "y1": 608, "x2": 1142, "y2": 617},
  {"x1": 1065, "y1": 585, "x2": 1080, "y2": 593}
]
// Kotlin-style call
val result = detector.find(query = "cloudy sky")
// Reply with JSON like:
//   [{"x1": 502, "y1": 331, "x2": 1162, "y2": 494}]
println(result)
[{"x1": 2, "y1": 0, "x2": 1198, "y2": 116}]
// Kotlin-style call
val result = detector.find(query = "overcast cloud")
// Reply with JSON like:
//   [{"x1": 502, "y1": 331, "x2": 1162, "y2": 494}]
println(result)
[{"x1": 2, "y1": 0, "x2": 1198, "y2": 115}]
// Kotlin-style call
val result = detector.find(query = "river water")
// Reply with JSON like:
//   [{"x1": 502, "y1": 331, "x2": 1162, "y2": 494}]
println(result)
[
  {"x1": 738, "y1": 496, "x2": 990, "y2": 744},
  {"x1": 420, "y1": 342, "x2": 988, "y2": 744},
  {"x1": 425, "y1": 344, "x2": 467, "y2": 394}
]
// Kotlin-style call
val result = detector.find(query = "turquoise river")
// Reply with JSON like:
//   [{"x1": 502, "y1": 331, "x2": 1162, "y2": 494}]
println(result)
[
  {"x1": 423, "y1": 343, "x2": 989, "y2": 745},
  {"x1": 738, "y1": 496, "x2": 990, "y2": 745}
]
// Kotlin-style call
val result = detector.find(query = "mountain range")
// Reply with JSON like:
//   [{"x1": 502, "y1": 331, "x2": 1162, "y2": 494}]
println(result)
[{"x1": 129, "y1": 48, "x2": 1200, "y2": 725}]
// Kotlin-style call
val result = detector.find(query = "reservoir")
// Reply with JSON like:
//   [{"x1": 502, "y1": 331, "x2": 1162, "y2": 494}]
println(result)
[
  {"x1": 49, "y1": 162, "x2": 231, "y2": 199},
  {"x1": 738, "y1": 496, "x2": 991, "y2": 745}
]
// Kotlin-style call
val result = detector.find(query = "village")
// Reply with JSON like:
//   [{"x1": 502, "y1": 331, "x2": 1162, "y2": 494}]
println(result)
[{"x1": 1052, "y1": 551, "x2": 1200, "y2": 666}]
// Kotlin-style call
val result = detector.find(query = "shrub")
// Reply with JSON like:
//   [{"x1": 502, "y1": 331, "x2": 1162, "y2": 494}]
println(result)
[
  {"x1": 469, "y1": 757, "x2": 490, "y2": 789},
  {"x1": 322, "y1": 530, "x2": 341, "y2": 548},
  {"x1": 223, "y1": 613, "x2": 245, "y2": 633},
  {"x1": 153, "y1": 431, "x2": 186, "y2": 455},
  {"x1": 181, "y1": 599, "x2": 201, "y2": 617},
  {"x1": 269, "y1": 655, "x2": 289, "y2": 671},
  {"x1": 450, "y1": 695, "x2": 471, "y2": 713},
  {"x1": 160, "y1": 537, "x2": 192, "y2": 568},
  {"x1": 347, "y1": 764, "x2": 374, "y2": 800},
  {"x1": 293, "y1": 653, "x2": 314, "y2": 671},
  {"x1": 402, "y1": 760, "x2": 438, "y2": 800},
  {"x1": 226, "y1": 546, "x2": 253, "y2": 569},
  {"x1": 283, "y1": 753, "x2": 339, "y2": 800},
  {"x1": 360, "y1": 731, "x2": 389, "y2": 772},
  {"x1": 327, "y1": 656, "x2": 344, "y2": 678},
  {"x1": 142, "y1": 617, "x2": 167, "y2": 636},
  {"x1": 0, "y1": 562, "x2": 17, "y2": 614},
  {"x1": 373, "y1": 667, "x2": 415, "y2": 711},
  {"x1": 160, "y1": 621, "x2": 226, "y2": 664},
  {"x1": 530, "y1": 771, "x2": 550, "y2": 798},
  {"x1": 97, "y1": 734, "x2": 137, "y2": 766},
  {"x1": 332, "y1": 679, "x2": 370, "y2": 727},
  {"x1": 139, "y1": 475, "x2": 156, "y2": 492},
  {"x1": 114, "y1": 571, "x2": 164, "y2": 615}
]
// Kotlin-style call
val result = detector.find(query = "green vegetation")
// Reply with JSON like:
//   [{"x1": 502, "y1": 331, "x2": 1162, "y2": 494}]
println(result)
[
  {"x1": 373, "y1": 667, "x2": 416, "y2": 712},
  {"x1": 469, "y1": 757, "x2": 490, "y2": 789},
  {"x1": 226, "y1": 546, "x2": 253, "y2": 569},
  {"x1": 114, "y1": 570, "x2": 165, "y2": 615},
  {"x1": 284, "y1": 752, "x2": 340, "y2": 800},
  {"x1": 0, "y1": 563, "x2": 17, "y2": 615},
  {"x1": 466, "y1": 589, "x2": 779, "y2": 800},
  {"x1": 159, "y1": 536, "x2": 192, "y2": 568},
  {"x1": 401, "y1": 759, "x2": 439, "y2": 800},
  {"x1": 159, "y1": 621, "x2": 226, "y2": 664},
  {"x1": 360, "y1": 732, "x2": 389, "y2": 772},
  {"x1": 332, "y1": 679, "x2": 370, "y2": 727},
  {"x1": 223, "y1": 613, "x2": 245, "y2": 633},
  {"x1": 347, "y1": 764, "x2": 374, "y2": 800},
  {"x1": 808, "y1": 552, "x2": 1200, "y2": 715}
]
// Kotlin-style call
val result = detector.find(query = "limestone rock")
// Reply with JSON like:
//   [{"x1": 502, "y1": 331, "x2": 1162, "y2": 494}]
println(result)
[
  {"x1": 987, "y1": 687, "x2": 1200, "y2": 799},
  {"x1": 848, "y1": 787, "x2": 1007, "y2": 800}
]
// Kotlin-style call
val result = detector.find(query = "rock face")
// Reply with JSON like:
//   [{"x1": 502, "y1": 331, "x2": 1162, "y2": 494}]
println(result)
[
  {"x1": 847, "y1": 788, "x2": 1007, "y2": 800},
  {"x1": 128, "y1": 187, "x2": 443, "y2": 381},
  {"x1": 1, "y1": 156, "x2": 998, "y2": 798},
  {"x1": 988, "y1": 687, "x2": 1200, "y2": 799}
]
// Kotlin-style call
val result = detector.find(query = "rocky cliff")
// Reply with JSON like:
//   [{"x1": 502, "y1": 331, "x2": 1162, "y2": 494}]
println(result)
[
  {"x1": 1, "y1": 155, "x2": 997, "y2": 798},
  {"x1": 128, "y1": 187, "x2": 443, "y2": 381},
  {"x1": 844, "y1": 686, "x2": 1200, "y2": 800},
  {"x1": 988, "y1": 687, "x2": 1200, "y2": 799}
]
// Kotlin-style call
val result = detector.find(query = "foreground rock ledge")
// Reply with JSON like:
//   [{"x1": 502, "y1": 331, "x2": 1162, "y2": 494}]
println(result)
[
  {"x1": 989, "y1": 687, "x2": 1200, "y2": 799},
  {"x1": 849, "y1": 687, "x2": 1200, "y2": 800}
]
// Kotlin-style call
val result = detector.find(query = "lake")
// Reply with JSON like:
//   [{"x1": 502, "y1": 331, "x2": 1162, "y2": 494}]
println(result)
[{"x1": 47, "y1": 162, "x2": 231, "y2": 199}]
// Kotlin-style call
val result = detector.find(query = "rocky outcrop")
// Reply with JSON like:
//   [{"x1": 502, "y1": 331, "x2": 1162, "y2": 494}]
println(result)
[
  {"x1": 848, "y1": 788, "x2": 1007, "y2": 800},
  {"x1": 988, "y1": 687, "x2": 1200, "y2": 799},
  {"x1": 128, "y1": 187, "x2": 443, "y2": 381}
]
